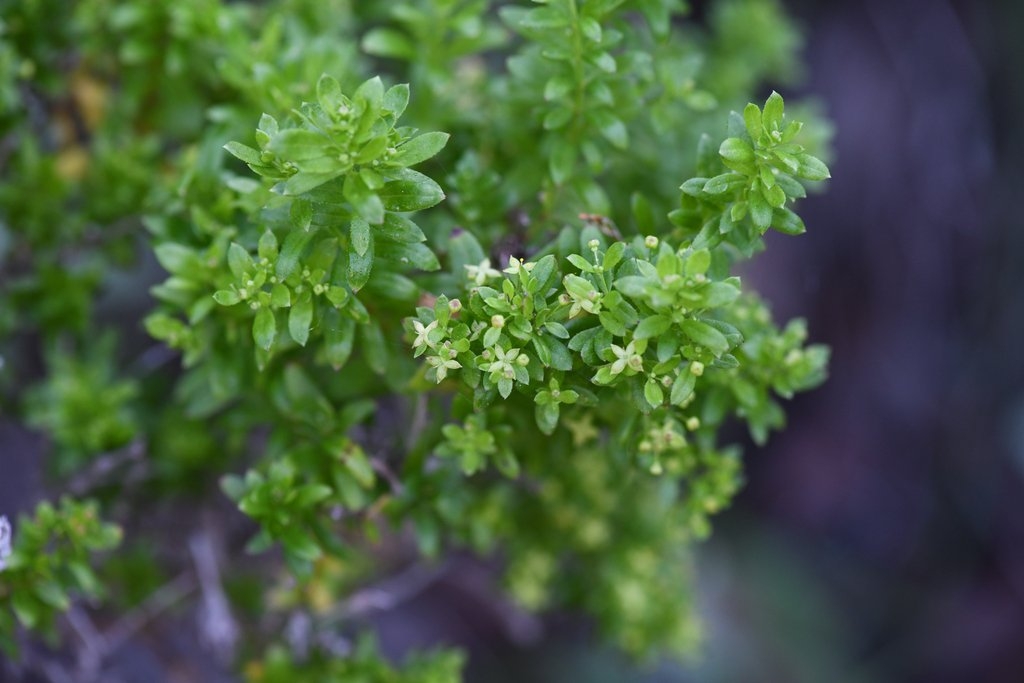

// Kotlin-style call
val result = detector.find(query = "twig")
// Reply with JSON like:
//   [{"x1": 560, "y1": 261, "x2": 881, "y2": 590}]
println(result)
[
  {"x1": 189, "y1": 530, "x2": 239, "y2": 662},
  {"x1": 406, "y1": 394, "x2": 429, "y2": 451},
  {"x1": 66, "y1": 440, "x2": 146, "y2": 496},
  {"x1": 66, "y1": 607, "x2": 105, "y2": 678},
  {"x1": 321, "y1": 560, "x2": 450, "y2": 624},
  {"x1": 102, "y1": 571, "x2": 197, "y2": 657},
  {"x1": 370, "y1": 457, "x2": 405, "y2": 496}
]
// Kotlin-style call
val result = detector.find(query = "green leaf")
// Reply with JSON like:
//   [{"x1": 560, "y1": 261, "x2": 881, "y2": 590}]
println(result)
[
  {"x1": 348, "y1": 238, "x2": 374, "y2": 291},
  {"x1": 644, "y1": 378, "x2": 664, "y2": 407},
  {"x1": 743, "y1": 103, "x2": 763, "y2": 140},
  {"x1": 681, "y1": 319, "x2": 729, "y2": 355},
  {"x1": 344, "y1": 447, "x2": 376, "y2": 489},
  {"x1": 12, "y1": 592, "x2": 39, "y2": 629},
  {"x1": 383, "y1": 83, "x2": 410, "y2": 118},
  {"x1": 591, "y1": 109, "x2": 628, "y2": 149},
  {"x1": 719, "y1": 138, "x2": 755, "y2": 170},
  {"x1": 391, "y1": 132, "x2": 450, "y2": 167},
  {"x1": 603, "y1": 241, "x2": 625, "y2": 271},
  {"x1": 258, "y1": 231, "x2": 279, "y2": 260},
  {"x1": 154, "y1": 243, "x2": 201, "y2": 275},
  {"x1": 772, "y1": 207, "x2": 807, "y2": 235},
  {"x1": 702, "y1": 172, "x2": 745, "y2": 195},
  {"x1": 271, "y1": 283, "x2": 291, "y2": 308},
  {"x1": 520, "y1": 6, "x2": 569, "y2": 29},
  {"x1": 288, "y1": 292, "x2": 313, "y2": 346},
  {"x1": 536, "y1": 401, "x2": 559, "y2": 435},
  {"x1": 324, "y1": 311, "x2": 356, "y2": 369},
  {"x1": 295, "y1": 484, "x2": 333, "y2": 508},
  {"x1": 796, "y1": 153, "x2": 831, "y2": 181},
  {"x1": 253, "y1": 308, "x2": 276, "y2": 350},
  {"x1": 360, "y1": 320, "x2": 388, "y2": 375},
  {"x1": 213, "y1": 290, "x2": 240, "y2": 306},
  {"x1": 228, "y1": 242, "x2": 253, "y2": 278},
  {"x1": 544, "y1": 106, "x2": 573, "y2": 130},
  {"x1": 377, "y1": 213, "x2": 426, "y2": 243},
  {"x1": 354, "y1": 76, "x2": 384, "y2": 113},
  {"x1": 344, "y1": 173, "x2": 385, "y2": 225},
  {"x1": 580, "y1": 16, "x2": 602, "y2": 42},
  {"x1": 223, "y1": 141, "x2": 262, "y2": 166},
  {"x1": 364, "y1": 271, "x2": 419, "y2": 302},
  {"x1": 316, "y1": 74, "x2": 343, "y2": 111},
  {"x1": 592, "y1": 51, "x2": 616, "y2": 73},
  {"x1": 550, "y1": 138, "x2": 575, "y2": 184},
  {"x1": 762, "y1": 91, "x2": 785, "y2": 131},
  {"x1": 290, "y1": 199, "x2": 313, "y2": 232},
  {"x1": 378, "y1": 169, "x2": 445, "y2": 211},
  {"x1": 546, "y1": 336, "x2": 574, "y2": 371},
  {"x1": 685, "y1": 248, "x2": 711, "y2": 277},
  {"x1": 276, "y1": 229, "x2": 314, "y2": 279},
  {"x1": 748, "y1": 189, "x2": 773, "y2": 230},
  {"x1": 268, "y1": 129, "x2": 332, "y2": 161},
  {"x1": 361, "y1": 28, "x2": 415, "y2": 59},
  {"x1": 544, "y1": 76, "x2": 573, "y2": 101},
  {"x1": 350, "y1": 218, "x2": 371, "y2": 257},
  {"x1": 670, "y1": 370, "x2": 696, "y2": 405},
  {"x1": 634, "y1": 315, "x2": 671, "y2": 340},
  {"x1": 765, "y1": 182, "x2": 787, "y2": 208}
]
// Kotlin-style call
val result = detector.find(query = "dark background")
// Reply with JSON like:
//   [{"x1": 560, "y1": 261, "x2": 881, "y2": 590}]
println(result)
[{"x1": 686, "y1": 0, "x2": 1024, "y2": 680}]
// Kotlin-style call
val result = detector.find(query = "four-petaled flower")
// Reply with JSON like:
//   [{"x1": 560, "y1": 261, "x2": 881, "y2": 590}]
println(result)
[
  {"x1": 0, "y1": 516, "x2": 11, "y2": 572},
  {"x1": 411, "y1": 319, "x2": 439, "y2": 357},
  {"x1": 484, "y1": 345, "x2": 524, "y2": 381},
  {"x1": 609, "y1": 341, "x2": 644, "y2": 376},
  {"x1": 426, "y1": 342, "x2": 462, "y2": 382},
  {"x1": 503, "y1": 256, "x2": 535, "y2": 276},
  {"x1": 465, "y1": 258, "x2": 501, "y2": 286}
]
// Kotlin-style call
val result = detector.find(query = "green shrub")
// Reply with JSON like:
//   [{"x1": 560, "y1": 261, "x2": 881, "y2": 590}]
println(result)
[{"x1": 0, "y1": 0, "x2": 829, "y2": 676}]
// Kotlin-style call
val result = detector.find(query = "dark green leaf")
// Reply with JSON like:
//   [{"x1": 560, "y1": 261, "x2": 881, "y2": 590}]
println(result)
[
  {"x1": 276, "y1": 229, "x2": 314, "y2": 279},
  {"x1": 378, "y1": 169, "x2": 445, "y2": 211}
]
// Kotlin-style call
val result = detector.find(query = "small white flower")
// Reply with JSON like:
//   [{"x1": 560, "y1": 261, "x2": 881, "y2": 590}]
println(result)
[
  {"x1": 609, "y1": 341, "x2": 643, "y2": 375},
  {"x1": 426, "y1": 344, "x2": 462, "y2": 382},
  {"x1": 484, "y1": 345, "x2": 521, "y2": 380},
  {"x1": 411, "y1": 319, "x2": 438, "y2": 355},
  {"x1": 464, "y1": 258, "x2": 501, "y2": 286},
  {"x1": 0, "y1": 516, "x2": 12, "y2": 572},
  {"x1": 503, "y1": 256, "x2": 535, "y2": 275}
]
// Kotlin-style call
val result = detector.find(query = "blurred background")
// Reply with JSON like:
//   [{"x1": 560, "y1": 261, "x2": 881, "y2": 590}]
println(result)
[
  {"x1": 3, "y1": 0, "x2": 1022, "y2": 681},
  {"x1": 465, "y1": 0, "x2": 1024, "y2": 680}
]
